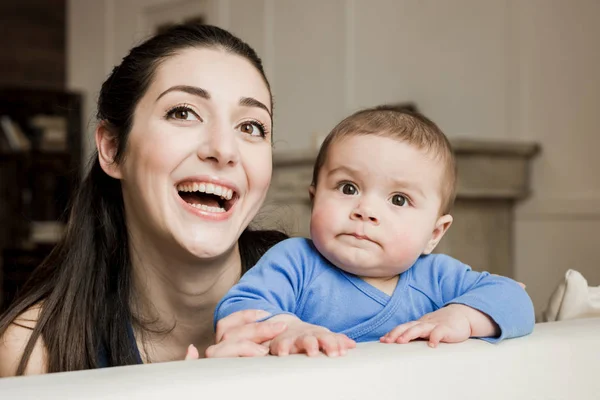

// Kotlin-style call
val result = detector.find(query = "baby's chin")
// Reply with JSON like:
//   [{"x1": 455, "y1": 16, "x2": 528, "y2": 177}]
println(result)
[{"x1": 326, "y1": 252, "x2": 394, "y2": 277}]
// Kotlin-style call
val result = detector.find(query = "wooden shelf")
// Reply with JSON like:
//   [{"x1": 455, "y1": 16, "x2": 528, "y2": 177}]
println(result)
[{"x1": 0, "y1": 87, "x2": 82, "y2": 311}]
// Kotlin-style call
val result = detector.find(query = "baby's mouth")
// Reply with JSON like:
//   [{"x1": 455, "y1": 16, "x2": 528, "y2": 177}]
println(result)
[{"x1": 176, "y1": 182, "x2": 238, "y2": 213}]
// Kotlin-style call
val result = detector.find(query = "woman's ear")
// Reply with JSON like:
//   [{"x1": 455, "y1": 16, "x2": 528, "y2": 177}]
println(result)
[
  {"x1": 95, "y1": 123, "x2": 122, "y2": 179},
  {"x1": 423, "y1": 214, "x2": 453, "y2": 255},
  {"x1": 308, "y1": 185, "x2": 316, "y2": 202}
]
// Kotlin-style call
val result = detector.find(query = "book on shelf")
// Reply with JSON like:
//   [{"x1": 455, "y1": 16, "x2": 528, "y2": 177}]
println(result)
[
  {"x1": 29, "y1": 221, "x2": 65, "y2": 244},
  {"x1": 0, "y1": 115, "x2": 31, "y2": 152},
  {"x1": 0, "y1": 121, "x2": 10, "y2": 152},
  {"x1": 0, "y1": 114, "x2": 69, "y2": 153},
  {"x1": 29, "y1": 115, "x2": 68, "y2": 152}
]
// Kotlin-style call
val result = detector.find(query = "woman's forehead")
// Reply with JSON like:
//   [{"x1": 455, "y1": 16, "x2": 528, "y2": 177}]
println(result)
[{"x1": 149, "y1": 47, "x2": 271, "y2": 109}]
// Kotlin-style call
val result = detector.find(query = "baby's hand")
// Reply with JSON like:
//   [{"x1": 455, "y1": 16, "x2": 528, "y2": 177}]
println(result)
[
  {"x1": 381, "y1": 304, "x2": 494, "y2": 348},
  {"x1": 267, "y1": 315, "x2": 356, "y2": 357}
]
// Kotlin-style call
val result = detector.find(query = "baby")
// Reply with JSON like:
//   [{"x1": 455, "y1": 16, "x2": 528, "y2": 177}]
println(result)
[{"x1": 215, "y1": 105, "x2": 535, "y2": 357}]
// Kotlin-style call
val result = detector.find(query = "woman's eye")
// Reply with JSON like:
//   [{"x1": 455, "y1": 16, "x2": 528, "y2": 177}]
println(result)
[
  {"x1": 239, "y1": 121, "x2": 266, "y2": 137},
  {"x1": 166, "y1": 106, "x2": 199, "y2": 121},
  {"x1": 391, "y1": 194, "x2": 409, "y2": 207},
  {"x1": 339, "y1": 183, "x2": 358, "y2": 195}
]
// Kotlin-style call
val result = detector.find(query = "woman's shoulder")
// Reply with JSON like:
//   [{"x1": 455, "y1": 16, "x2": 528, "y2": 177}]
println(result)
[
  {"x1": 239, "y1": 228, "x2": 289, "y2": 272},
  {"x1": 0, "y1": 304, "x2": 48, "y2": 376}
]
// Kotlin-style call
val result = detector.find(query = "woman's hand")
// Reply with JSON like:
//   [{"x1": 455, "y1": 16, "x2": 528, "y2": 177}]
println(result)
[
  {"x1": 184, "y1": 344, "x2": 200, "y2": 360},
  {"x1": 195, "y1": 310, "x2": 288, "y2": 358},
  {"x1": 266, "y1": 315, "x2": 356, "y2": 357}
]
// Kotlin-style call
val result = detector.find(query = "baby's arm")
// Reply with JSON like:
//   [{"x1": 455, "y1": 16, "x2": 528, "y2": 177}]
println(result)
[
  {"x1": 214, "y1": 239, "x2": 301, "y2": 323},
  {"x1": 214, "y1": 238, "x2": 355, "y2": 356},
  {"x1": 382, "y1": 255, "x2": 534, "y2": 346}
]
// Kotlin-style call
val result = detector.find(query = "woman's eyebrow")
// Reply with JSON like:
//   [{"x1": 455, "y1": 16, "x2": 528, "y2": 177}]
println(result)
[
  {"x1": 239, "y1": 97, "x2": 272, "y2": 118},
  {"x1": 156, "y1": 85, "x2": 210, "y2": 102}
]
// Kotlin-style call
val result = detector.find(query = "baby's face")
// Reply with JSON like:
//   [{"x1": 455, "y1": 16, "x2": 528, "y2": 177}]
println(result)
[{"x1": 309, "y1": 135, "x2": 450, "y2": 279}]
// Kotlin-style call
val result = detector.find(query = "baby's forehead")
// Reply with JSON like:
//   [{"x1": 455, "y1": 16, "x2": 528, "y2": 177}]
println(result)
[
  {"x1": 327, "y1": 133, "x2": 440, "y2": 164},
  {"x1": 329, "y1": 136, "x2": 443, "y2": 174}
]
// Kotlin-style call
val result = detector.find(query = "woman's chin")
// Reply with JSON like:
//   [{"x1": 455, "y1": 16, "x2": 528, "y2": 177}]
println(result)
[{"x1": 178, "y1": 235, "x2": 238, "y2": 261}]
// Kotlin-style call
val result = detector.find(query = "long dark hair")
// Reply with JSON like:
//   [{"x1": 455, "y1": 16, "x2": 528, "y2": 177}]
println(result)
[{"x1": 0, "y1": 23, "x2": 286, "y2": 374}]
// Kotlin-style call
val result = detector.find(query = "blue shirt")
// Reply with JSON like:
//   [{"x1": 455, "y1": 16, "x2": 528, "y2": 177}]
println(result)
[{"x1": 215, "y1": 238, "x2": 535, "y2": 342}]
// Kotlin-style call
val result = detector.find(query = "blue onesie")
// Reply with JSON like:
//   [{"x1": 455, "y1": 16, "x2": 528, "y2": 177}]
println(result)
[{"x1": 215, "y1": 237, "x2": 535, "y2": 342}]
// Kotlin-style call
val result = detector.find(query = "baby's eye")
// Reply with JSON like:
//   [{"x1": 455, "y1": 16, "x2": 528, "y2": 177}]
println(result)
[
  {"x1": 238, "y1": 121, "x2": 266, "y2": 137},
  {"x1": 338, "y1": 183, "x2": 358, "y2": 195},
  {"x1": 166, "y1": 105, "x2": 199, "y2": 121},
  {"x1": 391, "y1": 194, "x2": 409, "y2": 207}
]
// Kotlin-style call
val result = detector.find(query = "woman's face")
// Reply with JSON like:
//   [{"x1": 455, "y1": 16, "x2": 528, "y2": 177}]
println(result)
[{"x1": 115, "y1": 47, "x2": 273, "y2": 260}]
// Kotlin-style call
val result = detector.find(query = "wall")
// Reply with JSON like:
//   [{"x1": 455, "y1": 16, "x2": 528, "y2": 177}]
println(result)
[
  {"x1": 512, "y1": 0, "x2": 600, "y2": 316},
  {"x1": 0, "y1": 0, "x2": 66, "y2": 88},
  {"x1": 67, "y1": 0, "x2": 600, "y2": 317}
]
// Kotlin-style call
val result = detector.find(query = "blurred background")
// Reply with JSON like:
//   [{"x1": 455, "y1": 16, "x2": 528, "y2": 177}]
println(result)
[{"x1": 0, "y1": 0, "x2": 598, "y2": 319}]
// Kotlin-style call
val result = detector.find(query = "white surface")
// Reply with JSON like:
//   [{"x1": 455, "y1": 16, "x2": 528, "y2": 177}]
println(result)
[{"x1": 1, "y1": 318, "x2": 599, "y2": 399}]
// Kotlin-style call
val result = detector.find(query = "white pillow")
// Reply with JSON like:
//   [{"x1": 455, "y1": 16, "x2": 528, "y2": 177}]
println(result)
[{"x1": 542, "y1": 269, "x2": 600, "y2": 322}]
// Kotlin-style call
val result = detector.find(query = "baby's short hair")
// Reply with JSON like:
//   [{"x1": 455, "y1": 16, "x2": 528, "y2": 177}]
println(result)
[{"x1": 311, "y1": 105, "x2": 457, "y2": 215}]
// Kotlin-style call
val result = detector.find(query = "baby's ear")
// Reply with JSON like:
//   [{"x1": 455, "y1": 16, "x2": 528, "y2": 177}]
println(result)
[
  {"x1": 96, "y1": 123, "x2": 122, "y2": 179},
  {"x1": 423, "y1": 214, "x2": 453, "y2": 254}
]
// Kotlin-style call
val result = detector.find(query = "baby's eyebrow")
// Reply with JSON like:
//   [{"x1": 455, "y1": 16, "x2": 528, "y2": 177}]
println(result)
[
  {"x1": 328, "y1": 165, "x2": 361, "y2": 177},
  {"x1": 390, "y1": 179, "x2": 425, "y2": 198}
]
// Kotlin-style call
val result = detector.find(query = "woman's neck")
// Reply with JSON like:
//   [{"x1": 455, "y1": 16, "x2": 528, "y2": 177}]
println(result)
[{"x1": 128, "y1": 235, "x2": 242, "y2": 362}]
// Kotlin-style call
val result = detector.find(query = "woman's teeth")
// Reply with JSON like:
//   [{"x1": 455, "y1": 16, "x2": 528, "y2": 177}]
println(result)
[
  {"x1": 176, "y1": 182, "x2": 234, "y2": 200},
  {"x1": 189, "y1": 203, "x2": 226, "y2": 213}
]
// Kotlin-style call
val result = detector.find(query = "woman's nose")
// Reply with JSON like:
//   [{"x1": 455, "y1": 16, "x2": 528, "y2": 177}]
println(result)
[
  {"x1": 196, "y1": 126, "x2": 239, "y2": 167},
  {"x1": 350, "y1": 204, "x2": 380, "y2": 225}
]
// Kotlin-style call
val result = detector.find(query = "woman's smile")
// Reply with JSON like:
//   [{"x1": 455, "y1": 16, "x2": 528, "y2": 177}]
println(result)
[{"x1": 174, "y1": 176, "x2": 240, "y2": 221}]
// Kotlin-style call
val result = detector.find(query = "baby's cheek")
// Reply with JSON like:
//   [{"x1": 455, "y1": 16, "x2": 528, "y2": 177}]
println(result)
[
  {"x1": 310, "y1": 207, "x2": 331, "y2": 238},
  {"x1": 384, "y1": 231, "x2": 423, "y2": 267}
]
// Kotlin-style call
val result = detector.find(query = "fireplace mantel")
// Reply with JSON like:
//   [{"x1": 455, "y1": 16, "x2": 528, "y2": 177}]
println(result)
[{"x1": 258, "y1": 139, "x2": 540, "y2": 278}]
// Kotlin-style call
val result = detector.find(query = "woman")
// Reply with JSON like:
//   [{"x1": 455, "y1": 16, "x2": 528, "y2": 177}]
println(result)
[{"x1": 0, "y1": 23, "x2": 289, "y2": 376}]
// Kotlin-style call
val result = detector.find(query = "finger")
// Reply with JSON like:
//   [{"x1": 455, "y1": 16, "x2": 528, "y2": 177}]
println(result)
[
  {"x1": 271, "y1": 336, "x2": 295, "y2": 356},
  {"x1": 184, "y1": 344, "x2": 199, "y2": 360},
  {"x1": 205, "y1": 340, "x2": 269, "y2": 358},
  {"x1": 219, "y1": 320, "x2": 287, "y2": 344},
  {"x1": 397, "y1": 323, "x2": 434, "y2": 344},
  {"x1": 317, "y1": 334, "x2": 340, "y2": 357},
  {"x1": 428, "y1": 326, "x2": 447, "y2": 348},
  {"x1": 297, "y1": 335, "x2": 320, "y2": 357},
  {"x1": 216, "y1": 310, "x2": 271, "y2": 342},
  {"x1": 339, "y1": 335, "x2": 356, "y2": 355},
  {"x1": 381, "y1": 321, "x2": 419, "y2": 343}
]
